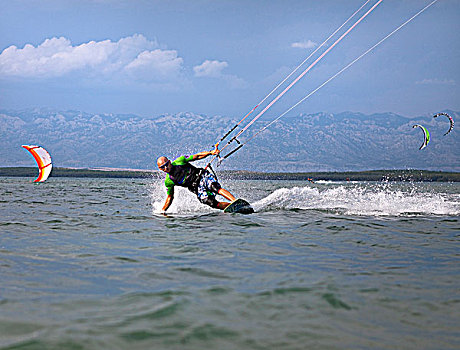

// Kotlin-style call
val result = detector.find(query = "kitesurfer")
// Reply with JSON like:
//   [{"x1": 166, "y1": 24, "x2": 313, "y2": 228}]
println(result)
[{"x1": 157, "y1": 144, "x2": 236, "y2": 213}]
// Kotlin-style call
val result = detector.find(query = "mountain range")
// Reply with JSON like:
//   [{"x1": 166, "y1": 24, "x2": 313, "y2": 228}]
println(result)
[{"x1": 1, "y1": 108, "x2": 458, "y2": 172}]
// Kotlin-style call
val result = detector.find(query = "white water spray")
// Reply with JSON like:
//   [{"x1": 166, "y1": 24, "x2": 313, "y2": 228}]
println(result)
[{"x1": 252, "y1": 183, "x2": 459, "y2": 216}]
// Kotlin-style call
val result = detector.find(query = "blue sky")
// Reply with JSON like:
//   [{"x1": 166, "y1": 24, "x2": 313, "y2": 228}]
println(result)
[{"x1": 0, "y1": 0, "x2": 458, "y2": 119}]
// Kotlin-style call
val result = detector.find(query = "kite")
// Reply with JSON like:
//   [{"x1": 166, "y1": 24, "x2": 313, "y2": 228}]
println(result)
[
  {"x1": 433, "y1": 112, "x2": 454, "y2": 136},
  {"x1": 412, "y1": 125, "x2": 430, "y2": 150},
  {"x1": 21, "y1": 145, "x2": 53, "y2": 182}
]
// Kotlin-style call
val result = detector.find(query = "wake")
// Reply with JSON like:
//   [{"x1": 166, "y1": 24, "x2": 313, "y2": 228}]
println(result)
[{"x1": 252, "y1": 184, "x2": 459, "y2": 216}]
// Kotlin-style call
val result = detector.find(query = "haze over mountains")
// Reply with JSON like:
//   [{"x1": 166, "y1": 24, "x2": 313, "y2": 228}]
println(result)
[{"x1": 1, "y1": 108, "x2": 458, "y2": 172}]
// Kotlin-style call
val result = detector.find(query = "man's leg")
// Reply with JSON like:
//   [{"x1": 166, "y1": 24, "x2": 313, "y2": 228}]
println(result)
[
  {"x1": 217, "y1": 188, "x2": 236, "y2": 202},
  {"x1": 200, "y1": 172, "x2": 236, "y2": 210},
  {"x1": 199, "y1": 194, "x2": 230, "y2": 210},
  {"x1": 208, "y1": 181, "x2": 236, "y2": 202}
]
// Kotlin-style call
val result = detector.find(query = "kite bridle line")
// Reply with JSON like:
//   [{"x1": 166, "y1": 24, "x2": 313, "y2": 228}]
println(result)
[
  {"x1": 204, "y1": 0, "x2": 373, "y2": 170},
  {"x1": 211, "y1": 0, "x2": 439, "y2": 164}
]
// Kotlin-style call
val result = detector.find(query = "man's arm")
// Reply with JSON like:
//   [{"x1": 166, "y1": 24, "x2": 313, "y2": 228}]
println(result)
[
  {"x1": 162, "y1": 193, "x2": 174, "y2": 213},
  {"x1": 189, "y1": 143, "x2": 220, "y2": 161}
]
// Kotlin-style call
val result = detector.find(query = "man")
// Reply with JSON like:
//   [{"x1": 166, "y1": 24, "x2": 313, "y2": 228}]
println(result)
[{"x1": 157, "y1": 144, "x2": 236, "y2": 213}]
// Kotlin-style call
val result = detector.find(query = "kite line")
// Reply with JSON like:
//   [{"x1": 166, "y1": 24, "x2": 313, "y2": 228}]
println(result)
[
  {"x1": 243, "y1": 0, "x2": 440, "y2": 146},
  {"x1": 211, "y1": 0, "x2": 439, "y2": 165},
  {"x1": 205, "y1": 0, "x2": 383, "y2": 170},
  {"x1": 214, "y1": 0, "x2": 373, "y2": 148}
]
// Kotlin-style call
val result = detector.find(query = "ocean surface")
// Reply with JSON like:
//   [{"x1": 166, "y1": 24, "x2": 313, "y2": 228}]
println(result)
[{"x1": 0, "y1": 176, "x2": 459, "y2": 350}]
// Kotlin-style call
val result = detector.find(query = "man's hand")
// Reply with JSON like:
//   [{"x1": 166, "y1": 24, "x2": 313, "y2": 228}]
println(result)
[{"x1": 210, "y1": 143, "x2": 220, "y2": 156}]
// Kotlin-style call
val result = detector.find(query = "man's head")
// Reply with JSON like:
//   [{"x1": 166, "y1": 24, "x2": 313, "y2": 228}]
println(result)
[{"x1": 157, "y1": 156, "x2": 172, "y2": 173}]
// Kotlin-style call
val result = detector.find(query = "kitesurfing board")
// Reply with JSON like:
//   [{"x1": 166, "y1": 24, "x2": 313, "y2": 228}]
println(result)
[{"x1": 224, "y1": 198, "x2": 254, "y2": 214}]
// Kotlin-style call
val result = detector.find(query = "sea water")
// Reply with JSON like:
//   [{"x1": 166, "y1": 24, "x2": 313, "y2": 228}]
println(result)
[{"x1": 0, "y1": 177, "x2": 459, "y2": 350}]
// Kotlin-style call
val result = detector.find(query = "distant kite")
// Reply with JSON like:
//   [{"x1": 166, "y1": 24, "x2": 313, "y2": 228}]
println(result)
[
  {"x1": 412, "y1": 125, "x2": 430, "y2": 150},
  {"x1": 433, "y1": 112, "x2": 454, "y2": 136},
  {"x1": 21, "y1": 145, "x2": 53, "y2": 182}
]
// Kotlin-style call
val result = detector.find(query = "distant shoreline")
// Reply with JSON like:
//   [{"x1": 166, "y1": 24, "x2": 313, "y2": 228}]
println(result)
[{"x1": 1, "y1": 167, "x2": 459, "y2": 182}]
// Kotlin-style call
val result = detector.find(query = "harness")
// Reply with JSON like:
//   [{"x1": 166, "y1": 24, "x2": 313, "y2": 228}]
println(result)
[{"x1": 168, "y1": 162, "x2": 203, "y2": 194}]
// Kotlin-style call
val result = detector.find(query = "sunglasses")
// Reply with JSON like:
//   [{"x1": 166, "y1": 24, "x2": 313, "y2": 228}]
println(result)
[{"x1": 159, "y1": 161, "x2": 171, "y2": 169}]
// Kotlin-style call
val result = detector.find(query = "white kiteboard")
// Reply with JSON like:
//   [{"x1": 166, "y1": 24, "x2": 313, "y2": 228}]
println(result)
[{"x1": 224, "y1": 198, "x2": 254, "y2": 214}]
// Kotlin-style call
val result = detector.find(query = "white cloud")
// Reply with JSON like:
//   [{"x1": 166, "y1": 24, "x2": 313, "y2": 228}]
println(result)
[
  {"x1": 124, "y1": 49, "x2": 183, "y2": 80},
  {"x1": 193, "y1": 59, "x2": 246, "y2": 88},
  {"x1": 291, "y1": 40, "x2": 317, "y2": 49},
  {"x1": 415, "y1": 78, "x2": 456, "y2": 86},
  {"x1": 193, "y1": 60, "x2": 228, "y2": 78},
  {"x1": 0, "y1": 34, "x2": 184, "y2": 82}
]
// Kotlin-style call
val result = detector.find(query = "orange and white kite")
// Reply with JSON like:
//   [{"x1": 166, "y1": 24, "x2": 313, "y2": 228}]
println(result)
[{"x1": 21, "y1": 145, "x2": 53, "y2": 182}]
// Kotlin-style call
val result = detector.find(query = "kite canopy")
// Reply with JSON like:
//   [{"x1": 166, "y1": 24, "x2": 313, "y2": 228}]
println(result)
[
  {"x1": 412, "y1": 125, "x2": 430, "y2": 150},
  {"x1": 21, "y1": 145, "x2": 53, "y2": 182},
  {"x1": 433, "y1": 112, "x2": 454, "y2": 136}
]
